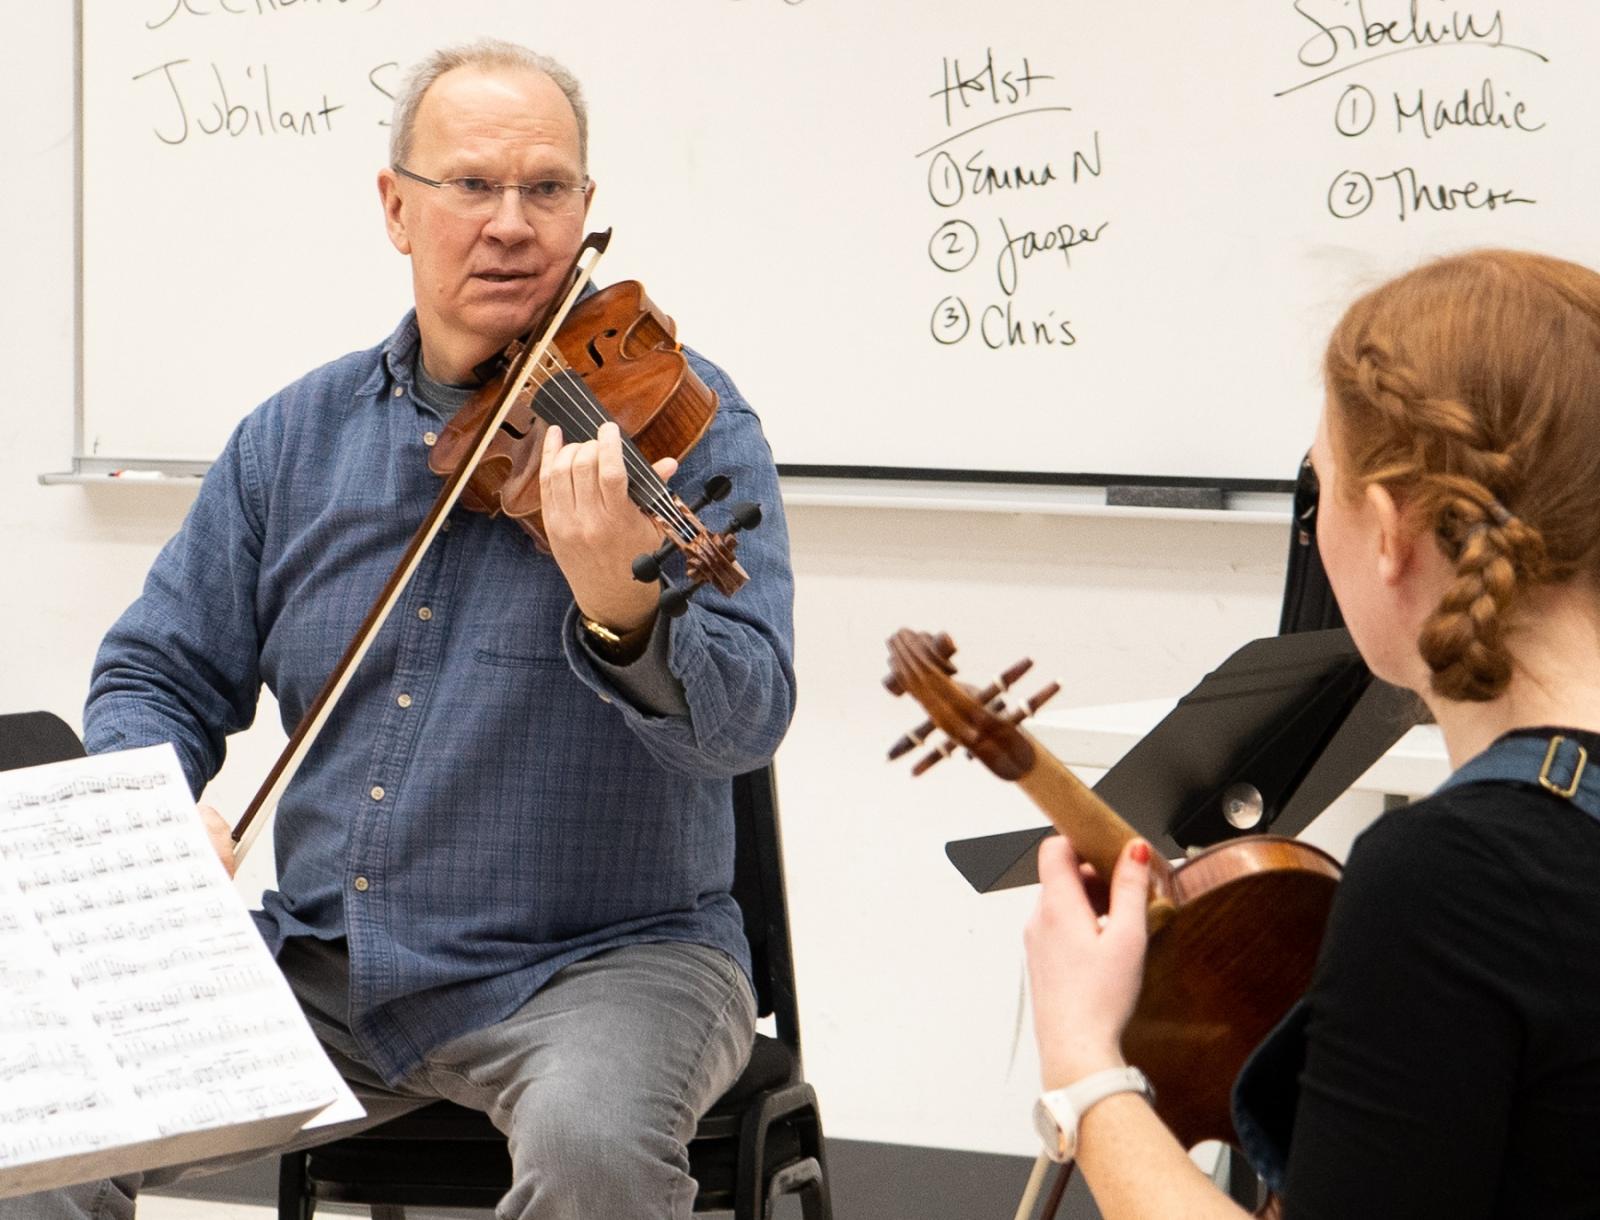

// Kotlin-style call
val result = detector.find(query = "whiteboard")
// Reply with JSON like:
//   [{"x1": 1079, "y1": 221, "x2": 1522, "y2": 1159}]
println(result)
[{"x1": 79, "y1": 0, "x2": 1599, "y2": 482}]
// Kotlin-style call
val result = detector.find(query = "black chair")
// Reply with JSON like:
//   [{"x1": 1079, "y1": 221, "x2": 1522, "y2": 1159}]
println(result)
[
  {"x1": 279, "y1": 764, "x2": 831, "y2": 1220},
  {"x1": 0, "y1": 710, "x2": 87, "y2": 771},
  {"x1": 1278, "y1": 451, "x2": 1345, "y2": 637}
]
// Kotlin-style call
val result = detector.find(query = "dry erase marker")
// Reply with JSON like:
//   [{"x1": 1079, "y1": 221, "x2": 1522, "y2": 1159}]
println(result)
[{"x1": 109, "y1": 469, "x2": 164, "y2": 480}]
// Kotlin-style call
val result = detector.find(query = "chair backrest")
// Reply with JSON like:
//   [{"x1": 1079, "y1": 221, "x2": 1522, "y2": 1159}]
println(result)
[
  {"x1": 728, "y1": 763, "x2": 803, "y2": 1061},
  {"x1": 0, "y1": 710, "x2": 87, "y2": 771}
]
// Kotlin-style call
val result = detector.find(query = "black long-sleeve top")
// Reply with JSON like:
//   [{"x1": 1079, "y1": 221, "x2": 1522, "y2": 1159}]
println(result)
[{"x1": 1268, "y1": 728, "x2": 1600, "y2": 1217}]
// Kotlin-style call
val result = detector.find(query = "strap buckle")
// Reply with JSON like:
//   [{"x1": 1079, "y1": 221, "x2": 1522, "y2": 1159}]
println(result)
[{"x1": 1538, "y1": 735, "x2": 1588, "y2": 800}]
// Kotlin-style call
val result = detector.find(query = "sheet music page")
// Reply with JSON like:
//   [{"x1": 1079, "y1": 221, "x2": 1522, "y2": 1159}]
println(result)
[{"x1": 0, "y1": 744, "x2": 358, "y2": 1189}]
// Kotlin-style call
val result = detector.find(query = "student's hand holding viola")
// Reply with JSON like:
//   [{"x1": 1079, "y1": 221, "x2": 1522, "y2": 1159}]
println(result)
[{"x1": 1024, "y1": 835, "x2": 1153, "y2": 1090}]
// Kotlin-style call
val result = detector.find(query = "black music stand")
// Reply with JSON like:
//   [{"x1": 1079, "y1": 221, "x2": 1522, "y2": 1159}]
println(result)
[{"x1": 943, "y1": 628, "x2": 1422, "y2": 893}]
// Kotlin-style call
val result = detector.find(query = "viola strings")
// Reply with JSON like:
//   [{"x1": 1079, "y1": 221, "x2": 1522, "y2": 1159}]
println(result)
[
  {"x1": 528, "y1": 351, "x2": 681, "y2": 521},
  {"x1": 527, "y1": 349, "x2": 698, "y2": 541}
]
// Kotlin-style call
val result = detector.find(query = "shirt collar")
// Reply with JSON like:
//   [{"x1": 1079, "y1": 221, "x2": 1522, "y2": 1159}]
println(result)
[{"x1": 355, "y1": 310, "x2": 424, "y2": 401}]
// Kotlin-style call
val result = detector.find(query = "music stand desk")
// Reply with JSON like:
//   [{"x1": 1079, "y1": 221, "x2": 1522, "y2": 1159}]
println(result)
[{"x1": 1031, "y1": 700, "x2": 1448, "y2": 860}]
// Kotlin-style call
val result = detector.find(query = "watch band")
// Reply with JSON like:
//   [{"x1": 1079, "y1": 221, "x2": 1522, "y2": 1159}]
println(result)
[{"x1": 1033, "y1": 1065, "x2": 1153, "y2": 1164}]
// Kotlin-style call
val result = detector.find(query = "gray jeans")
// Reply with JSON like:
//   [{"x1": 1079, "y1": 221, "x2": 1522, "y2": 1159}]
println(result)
[{"x1": 1, "y1": 936, "x2": 756, "y2": 1220}]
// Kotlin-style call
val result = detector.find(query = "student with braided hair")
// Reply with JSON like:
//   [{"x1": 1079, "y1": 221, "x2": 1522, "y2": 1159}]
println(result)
[{"x1": 1024, "y1": 248, "x2": 1600, "y2": 1218}]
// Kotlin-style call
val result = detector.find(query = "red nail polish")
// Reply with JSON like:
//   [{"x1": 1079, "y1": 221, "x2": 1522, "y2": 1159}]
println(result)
[{"x1": 1131, "y1": 840, "x2": 1150, "y2": 864}]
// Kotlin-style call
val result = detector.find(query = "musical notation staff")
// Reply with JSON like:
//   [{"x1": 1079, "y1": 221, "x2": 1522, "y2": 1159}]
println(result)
[{"x1": 0, "y1": 745, "x2": 355, "y2": 1193}]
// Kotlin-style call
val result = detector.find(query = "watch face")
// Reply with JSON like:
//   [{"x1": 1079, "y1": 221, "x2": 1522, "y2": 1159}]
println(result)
[
  {"x1": 1033, "y1": 1068, "x2": 1151, "y2": 1164},
  {"x1": 1032, "y1": 1097, "x2": 1070, "y2": 1162}
]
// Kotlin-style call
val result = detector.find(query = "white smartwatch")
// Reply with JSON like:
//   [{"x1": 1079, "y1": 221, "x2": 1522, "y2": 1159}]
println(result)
[{"x1": 1033, "y1": 1065, "x2": 1153, "y2": 1163}]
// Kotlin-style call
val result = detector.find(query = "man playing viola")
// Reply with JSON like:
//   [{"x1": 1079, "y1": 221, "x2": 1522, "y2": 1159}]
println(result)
[{"x1": 6, "y1": 38, "x2": 794, "y2": 1220}]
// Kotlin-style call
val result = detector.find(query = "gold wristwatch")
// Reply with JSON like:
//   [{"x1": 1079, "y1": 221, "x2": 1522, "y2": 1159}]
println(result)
[{"x1": 579, "y1": 613, "x2": 654, "y2": 663}]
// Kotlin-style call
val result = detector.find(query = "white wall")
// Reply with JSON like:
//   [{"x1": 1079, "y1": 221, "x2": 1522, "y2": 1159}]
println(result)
[
  {"x1": 781, "y1": 505, "x2": 1287, "y2": 1153},
  {"x1": 5, "y1": 3, "x2": 1293, "y2": 1158}
]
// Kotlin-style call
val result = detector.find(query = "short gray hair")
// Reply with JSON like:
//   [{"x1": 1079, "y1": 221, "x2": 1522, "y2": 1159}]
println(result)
[{"x1": 389, "y1": 39, "x2": 588, "y2": 172}]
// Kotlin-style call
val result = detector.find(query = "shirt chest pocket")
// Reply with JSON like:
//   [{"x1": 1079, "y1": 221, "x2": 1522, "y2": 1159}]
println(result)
[{"x1": 457, "y1": 521, "x2": 575, "y2": 669}]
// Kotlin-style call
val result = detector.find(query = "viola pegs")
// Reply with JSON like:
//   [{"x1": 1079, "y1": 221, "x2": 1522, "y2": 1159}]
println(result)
[
  {"x1": 1025, "y1": 681, "x2": 1062, "y2": 716},
  {"x1": 887, "y1": 718, "x2": 935, "y2": 761},
  {"x1": 687, "y1": 475, "x2": 732, "y2": 513},
  {"x1": 998, "y1": 657, "x2": 1034, "y2": 690},
  {"x1": 911, "y1": 738, "x2": 957, "y2": 777},
  {"x1": 999, "y1": 682, "x2": 1062, "y2": 730},
  {"x1": 907, "y1": 667, "x2": 1002, "y2": 747},
  {"x1": 659, "y1": 578, "x2": 703, "y2": 619},
  {"x1": 632, "y1": 536, "x2": 678, "y2": 584},
  {"x1": 659, "y1": 585, "x2": 690, "y2": 619},
  {"x1": 726, "y1": 501, "x2": 762, "y2": 533},
  {"x1": 954, "y1": 660, "x2": 1031, "y2": 714}
]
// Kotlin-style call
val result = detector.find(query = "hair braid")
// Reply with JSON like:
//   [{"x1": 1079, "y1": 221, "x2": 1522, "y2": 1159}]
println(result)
[
  {"x1": 1349, "y1": 348, "x2": 1509, "y2": 487},
  {"x1": 1416, "y1": 485, "x2": 1547, "y2": 700}
]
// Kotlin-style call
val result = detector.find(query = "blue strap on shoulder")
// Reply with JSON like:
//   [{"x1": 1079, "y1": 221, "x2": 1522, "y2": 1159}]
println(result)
[{"x1": 1436, "y1": 734, "x2": 1600, "y2": 823}]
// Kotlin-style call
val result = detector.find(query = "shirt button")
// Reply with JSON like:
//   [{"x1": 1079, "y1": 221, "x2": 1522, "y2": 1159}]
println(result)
[
  {"x1": 370, "y1": 785, "x2": 385, "y2": 801},
  {"x1": 392, "y1": 386, "x2": 405, "y2": 398},
  {"x1": 418, "y1": 607, "x2": 433, "y2": 621},
  {"x1": 423, "y1": 431, "x2": 438, "y2": 446},
  {"x1": 353, "y1": 876, "x2": 370, "y2": 892},
  {"x1": 397, "y1": 694, "x2": 413, "y2": 709}
]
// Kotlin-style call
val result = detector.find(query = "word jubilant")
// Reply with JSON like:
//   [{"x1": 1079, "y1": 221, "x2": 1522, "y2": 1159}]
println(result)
[{"x1": 132, "y1": 59, "x2": 345, "y2": 143}]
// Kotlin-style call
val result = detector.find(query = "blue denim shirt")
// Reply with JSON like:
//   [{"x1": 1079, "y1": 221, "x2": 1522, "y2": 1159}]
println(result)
[{"x1": 84, "y1": 311, "x2": 796, "y2": 1084}]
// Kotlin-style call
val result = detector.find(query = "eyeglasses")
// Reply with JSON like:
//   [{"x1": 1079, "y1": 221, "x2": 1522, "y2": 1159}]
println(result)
[{"x1": 393, "y1": 165, "x2": 589, "y2": 218}]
